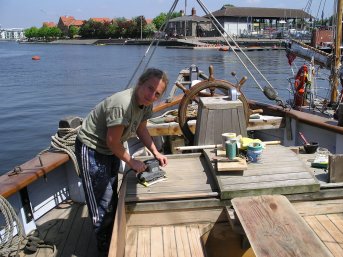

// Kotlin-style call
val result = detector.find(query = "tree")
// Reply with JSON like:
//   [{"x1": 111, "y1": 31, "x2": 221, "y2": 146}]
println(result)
[
  {"x1": 68, "y1": 26, "x2": 79, "y2": 38},
  {"x1": 24, "y1": 27, "x2": 40, "y2": 39},
  {"x1": 144, "y1": 23, "x2": 157, "y2": 38},
  {"x1": 153, "y1": 12, "x2": 181, "y2": 31}
]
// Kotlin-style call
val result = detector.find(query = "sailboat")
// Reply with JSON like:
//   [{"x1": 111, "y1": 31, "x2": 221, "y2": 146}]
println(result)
[
  {"x1": 1, "y1": 1, "x2": 343, "y2": 257},
  {"x1": 286, "y1": 0, "x2": 343, "y2": 113}
]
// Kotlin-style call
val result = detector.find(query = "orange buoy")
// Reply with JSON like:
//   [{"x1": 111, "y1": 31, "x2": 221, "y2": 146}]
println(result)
[{"x1": 32, "y1": 56, "x2": 40, "y2": 60}]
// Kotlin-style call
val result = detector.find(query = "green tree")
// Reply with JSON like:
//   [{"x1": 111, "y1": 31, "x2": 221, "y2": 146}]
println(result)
[
  {"x1": 144, "y1": 23, "x2": 157, "y2": 38},
  {"x1": 68, "y1": 26, "x2": 79, "y2": 38},
  {"x1": 153, "y1": 12, "x2": 181, "y2": 31},
  {"x1": 24, "y1": 27, "x2": 39, "y2": 39}
]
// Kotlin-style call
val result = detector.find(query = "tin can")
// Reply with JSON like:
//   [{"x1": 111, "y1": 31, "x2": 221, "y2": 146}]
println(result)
[
  {"x1": 247, "y1": 143, "x2": 263, "y2": 163},
  {"x1": 225, "y1": 140, "x2": 237, "y2": 160},
  {"x1": 222, "y1": 132, "x2": 237, "y2": 148}
]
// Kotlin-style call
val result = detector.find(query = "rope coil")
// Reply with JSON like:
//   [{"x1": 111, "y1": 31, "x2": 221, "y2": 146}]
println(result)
[
  {"x1": 0, "y1": 195, "x2": 25, "y2": 256},
  {"x1": 49, "y1": 125, "x2": 81, "y2": 176}
]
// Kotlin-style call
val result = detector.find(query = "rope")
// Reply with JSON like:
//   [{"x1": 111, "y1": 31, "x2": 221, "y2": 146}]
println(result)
[
  {"x1": 0, "y1": 195, "x2": 25, "y2": 256},
  {"x1": 49, "y1": 126, "x2": 81, "y2": 176}
]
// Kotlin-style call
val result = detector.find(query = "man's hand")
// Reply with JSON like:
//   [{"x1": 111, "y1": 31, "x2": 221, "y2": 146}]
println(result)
[
  {"x1": 154, "y1": 152, "x2": 168, "y2": 167},
  {"x1": 128, "y1": 159, "x2": 147, "y2": 173}
]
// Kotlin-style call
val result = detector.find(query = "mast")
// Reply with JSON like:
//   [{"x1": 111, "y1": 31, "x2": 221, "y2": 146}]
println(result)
[{"x1": 330, "y1": 0, "x2": 343, "y2": 103}]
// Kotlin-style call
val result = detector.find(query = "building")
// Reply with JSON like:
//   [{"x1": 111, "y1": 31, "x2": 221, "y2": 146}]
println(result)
[
  {"x1": 89, "y1": 18, "x2": 112, "y2": 24},
  {"x1": 167, "y1": 8, "x2": 212, "y2": 37},
  {"x1": 0, "y1": 28, "x2": 25, "y2": 40},
  {"x1": 208, "y1": 6, "x2": 312, "y2": 37},
  {"x1": 42, "y1": 22, "x2": 57, "y2": 28},
  {"x1": 57, "y1": 16, "x2": 85, "y2": 35}
]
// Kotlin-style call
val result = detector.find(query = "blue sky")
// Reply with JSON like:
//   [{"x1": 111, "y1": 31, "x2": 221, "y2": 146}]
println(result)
[{"x1": 0, "y1": 0, "x2": 335, "y2": 28}]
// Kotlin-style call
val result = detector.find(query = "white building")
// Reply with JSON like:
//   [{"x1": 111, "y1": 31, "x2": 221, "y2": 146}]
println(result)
[{"x1": 0, "y1": 28, "x2": 25, "y2": 40}]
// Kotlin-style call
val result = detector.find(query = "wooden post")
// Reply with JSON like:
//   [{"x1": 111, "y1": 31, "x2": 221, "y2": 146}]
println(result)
[
  {"x1": 329, "y1": 154, "x2": 343, "y2": 182},
  {"x1": 337, "y1": 103, "x2": 343, "y2": 127}
]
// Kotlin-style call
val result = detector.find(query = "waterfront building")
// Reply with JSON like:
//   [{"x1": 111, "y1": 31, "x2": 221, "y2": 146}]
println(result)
[
  {"x1": 57, "y1": 16, "x2": 85, "y2": 35},
  {"x1": 208, "y1": 6, "x2": 312, "y2": 38},
  {"x1": 42, "y1": 22, "x2": 57, "y2": 28},
  {"x1": 0, "y1": 28, "x2": 25, "y2": 40},
  {"x1": 167, "y1": 8, "x2": 213, "y2": 38}
]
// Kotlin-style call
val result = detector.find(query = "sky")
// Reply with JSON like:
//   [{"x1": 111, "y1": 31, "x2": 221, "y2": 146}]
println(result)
[{"x1": 0, "y1": 0, "x2": 336, "y2": 29}]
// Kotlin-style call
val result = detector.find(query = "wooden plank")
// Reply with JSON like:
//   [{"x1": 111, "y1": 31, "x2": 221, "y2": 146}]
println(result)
[
  {"x1": 329, "y1": 155, "x2": 343, "y2": 182},
  {"x1": 303, "y1": 215, "x2": 343, "y2": 256},
  {"x1": 231, "y1": 195, "x2": 333, "y2": 257},
  {"x1": 163, "y1": 226, "x2": 177, "y2": 257},
  {"x1": 328, "y1": 214, "x2": 343, "y2": 234},
  {"x1": 203, "y1": 145, "x2": 320, "y2": 199},
  {"x1": 137, "y1": 227, "x2": 151, "y2": 257},
  {"x1": 125, "y1": 227, "x2": 138, "y2": 257},
  {"x1": 125, "y1": 153, "x2": 217, "y2": 202},
  {"x1": 59, "y1": 201, "x2": 86, "y2": 256},
  {"x1": 150, "y1": 227, "x2": 164, "y2": 257},
  {"x1": 187, "y1": 225, "x2": 205, "y2": 257},
  {"x1": 109, "y1": 175, "x2": 128, "y2": 257},
  {"x1": 174, "y1": 226, "x2": 192, "y2": 257},
  {"x1": 74, "y1": 205, "x2": 95, "y2": 257},
  {"x1": 293, "y1": 199, "x2": 343, "y2": 216},
  {"x1": 316, "y1": 215, "x2": 343, "y2": 243}
]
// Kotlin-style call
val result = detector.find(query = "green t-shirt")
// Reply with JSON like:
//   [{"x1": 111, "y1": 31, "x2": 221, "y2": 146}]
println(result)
[{"x1": 78, "y1": 88, "x2": 153, "y2": 155}]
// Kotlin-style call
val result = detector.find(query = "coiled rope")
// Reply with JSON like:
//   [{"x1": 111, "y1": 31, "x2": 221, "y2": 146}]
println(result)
[
  {"x1": 0, "y1": 195, "x2": 25, "y2": 256},
  {"x1": 49, "y1": 126, "x2": 81, "y2": 176}
]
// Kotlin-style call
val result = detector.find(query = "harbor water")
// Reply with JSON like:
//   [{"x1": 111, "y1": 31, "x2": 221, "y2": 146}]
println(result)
[{"x1": 0, "y1": 41, "x2": 331, "y2": 175}]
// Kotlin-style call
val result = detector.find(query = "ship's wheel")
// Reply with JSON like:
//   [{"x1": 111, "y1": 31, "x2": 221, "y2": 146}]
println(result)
[{"x1": 177, "y1": 65, "x2": 250, "y2": 145}]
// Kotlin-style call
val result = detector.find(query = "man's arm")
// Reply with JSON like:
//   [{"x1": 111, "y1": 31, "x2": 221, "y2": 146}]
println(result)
[
  {"x1": 136, "y1": 121, "x2": 168, "y2": 166},
  {"x1": 106, "y1": 125, "x2": 146, "y2": 172}
]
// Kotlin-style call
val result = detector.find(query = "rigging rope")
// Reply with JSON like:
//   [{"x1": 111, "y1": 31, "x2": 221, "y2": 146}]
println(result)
[
  {"x1": 125, "y1": 0, "x2": 179, "y2": 89},
  {"x1": 0, "y1": 195, "x2": 25, "y2": 256},
  {"x1": 49, "y1": 126, "x2": 81, "y2": 176},
  {"x1": 196, "y1": 0, "x2": 274, "y2": 92}
]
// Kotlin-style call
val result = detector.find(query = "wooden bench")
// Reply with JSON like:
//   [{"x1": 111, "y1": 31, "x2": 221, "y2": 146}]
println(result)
[{"x1": 227, "y1": 195, "x2": 333, "y2": 257}]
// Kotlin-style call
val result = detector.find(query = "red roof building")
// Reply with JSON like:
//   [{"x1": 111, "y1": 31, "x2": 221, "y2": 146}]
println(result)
[
  {"x1": 43, "y1": 22, "x2": 56, "y2": 28},
  {"x1": 58, "y1": 16, "x2": 85, "y2": 35},
  {"x1": 90, "y1": 18, "x2": 112, "y2": 24}
]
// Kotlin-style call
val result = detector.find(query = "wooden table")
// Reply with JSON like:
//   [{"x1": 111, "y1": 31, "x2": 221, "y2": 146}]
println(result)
[{"x1": 203, "y1": 144, "x2": 320, "y2": 199}]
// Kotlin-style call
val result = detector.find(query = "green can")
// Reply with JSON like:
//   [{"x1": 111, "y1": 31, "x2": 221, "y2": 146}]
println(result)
[{"x1": 225, "y1": 140, "x2": 236, "y2": 160}]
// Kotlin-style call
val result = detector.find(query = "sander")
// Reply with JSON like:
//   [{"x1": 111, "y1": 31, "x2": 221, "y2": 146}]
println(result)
[{"x1": 136, "y1": 159, "x2": 167, "y2": 187}]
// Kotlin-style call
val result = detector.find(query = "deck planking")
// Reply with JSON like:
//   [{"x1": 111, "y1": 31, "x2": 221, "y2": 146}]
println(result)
[
  {"x1": 125, "y1": 153, "x2": 218, "y2": 202},
  {"x1": 22, "y1": 201, "x2": 100, "y2": 257},
  {"x1": 125, "y1": 224, "x2": 208, "y2": 257},
  {"x1": 203, "y1": 144, "x2": 320, "y2": 199},
  {"x1": 303, "y1": 214, "x2": 343, "y2": 256}
]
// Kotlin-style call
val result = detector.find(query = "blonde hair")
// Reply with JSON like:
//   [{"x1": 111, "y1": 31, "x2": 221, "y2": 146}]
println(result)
[{"x1": 136, "y1": 68, "x2": 169, "y2": 96}]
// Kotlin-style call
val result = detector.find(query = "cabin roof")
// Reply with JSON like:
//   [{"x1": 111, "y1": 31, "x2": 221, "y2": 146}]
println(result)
[
  {"x1": 170, "y1": 15, "x2": 210, "y2": 22},
  {"x1": 207, "y1": 7, "x2": 312, "y2": 19}
]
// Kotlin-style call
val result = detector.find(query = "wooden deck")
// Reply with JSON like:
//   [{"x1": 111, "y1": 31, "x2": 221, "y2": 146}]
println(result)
[
  {"x1": 10, "y1": 201, "x2": 101, "y2": 257},
  {"x1": 125, "y1": 223, "x2": 208, "y2": 257},
  {"x1": 11, "y1": 200, "x2": 342, "y2": 257},
  {"x1": 203, "y1": 145, "x2": 320, "y2": 199}
]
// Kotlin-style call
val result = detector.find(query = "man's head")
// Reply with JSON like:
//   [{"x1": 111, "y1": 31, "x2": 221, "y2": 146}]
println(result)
[{"x1": 135, "y1": 68, "x2": 169, "y2": 106}]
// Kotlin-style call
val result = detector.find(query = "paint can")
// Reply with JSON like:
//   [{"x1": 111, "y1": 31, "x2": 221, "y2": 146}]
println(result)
[
  {"x1": 247, "y1": 142, "x2": 263, "y2": 163},
  {"x1": 225, "y1": 139, "x2": 237, "y2": 160},
  {"x1": 222, "y1": 132, "x2": 236, "y2": 148}
]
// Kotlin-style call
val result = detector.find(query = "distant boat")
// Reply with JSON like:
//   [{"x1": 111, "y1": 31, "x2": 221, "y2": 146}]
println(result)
[
  {"x1": 31, "y1": 56, "x2": 40, "y2": 61},
  {"x1": 218, "y1": 46, "x2": 230, "y2": 51}
]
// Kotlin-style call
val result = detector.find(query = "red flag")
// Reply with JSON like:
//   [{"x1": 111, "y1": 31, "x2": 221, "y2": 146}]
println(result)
[{"x1": 286, "y1": 51, "x2": 296, "y2": 66}]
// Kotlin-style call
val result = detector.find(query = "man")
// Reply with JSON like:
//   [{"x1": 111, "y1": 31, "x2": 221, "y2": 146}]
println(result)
[{"x1": 75, "y1": 68, "x2": 168, "y2": 253}]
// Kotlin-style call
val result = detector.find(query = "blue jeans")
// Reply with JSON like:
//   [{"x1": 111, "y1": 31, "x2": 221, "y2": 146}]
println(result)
[{"x1": 75, "y1": 137, "x2": 120, "y2": 249}]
